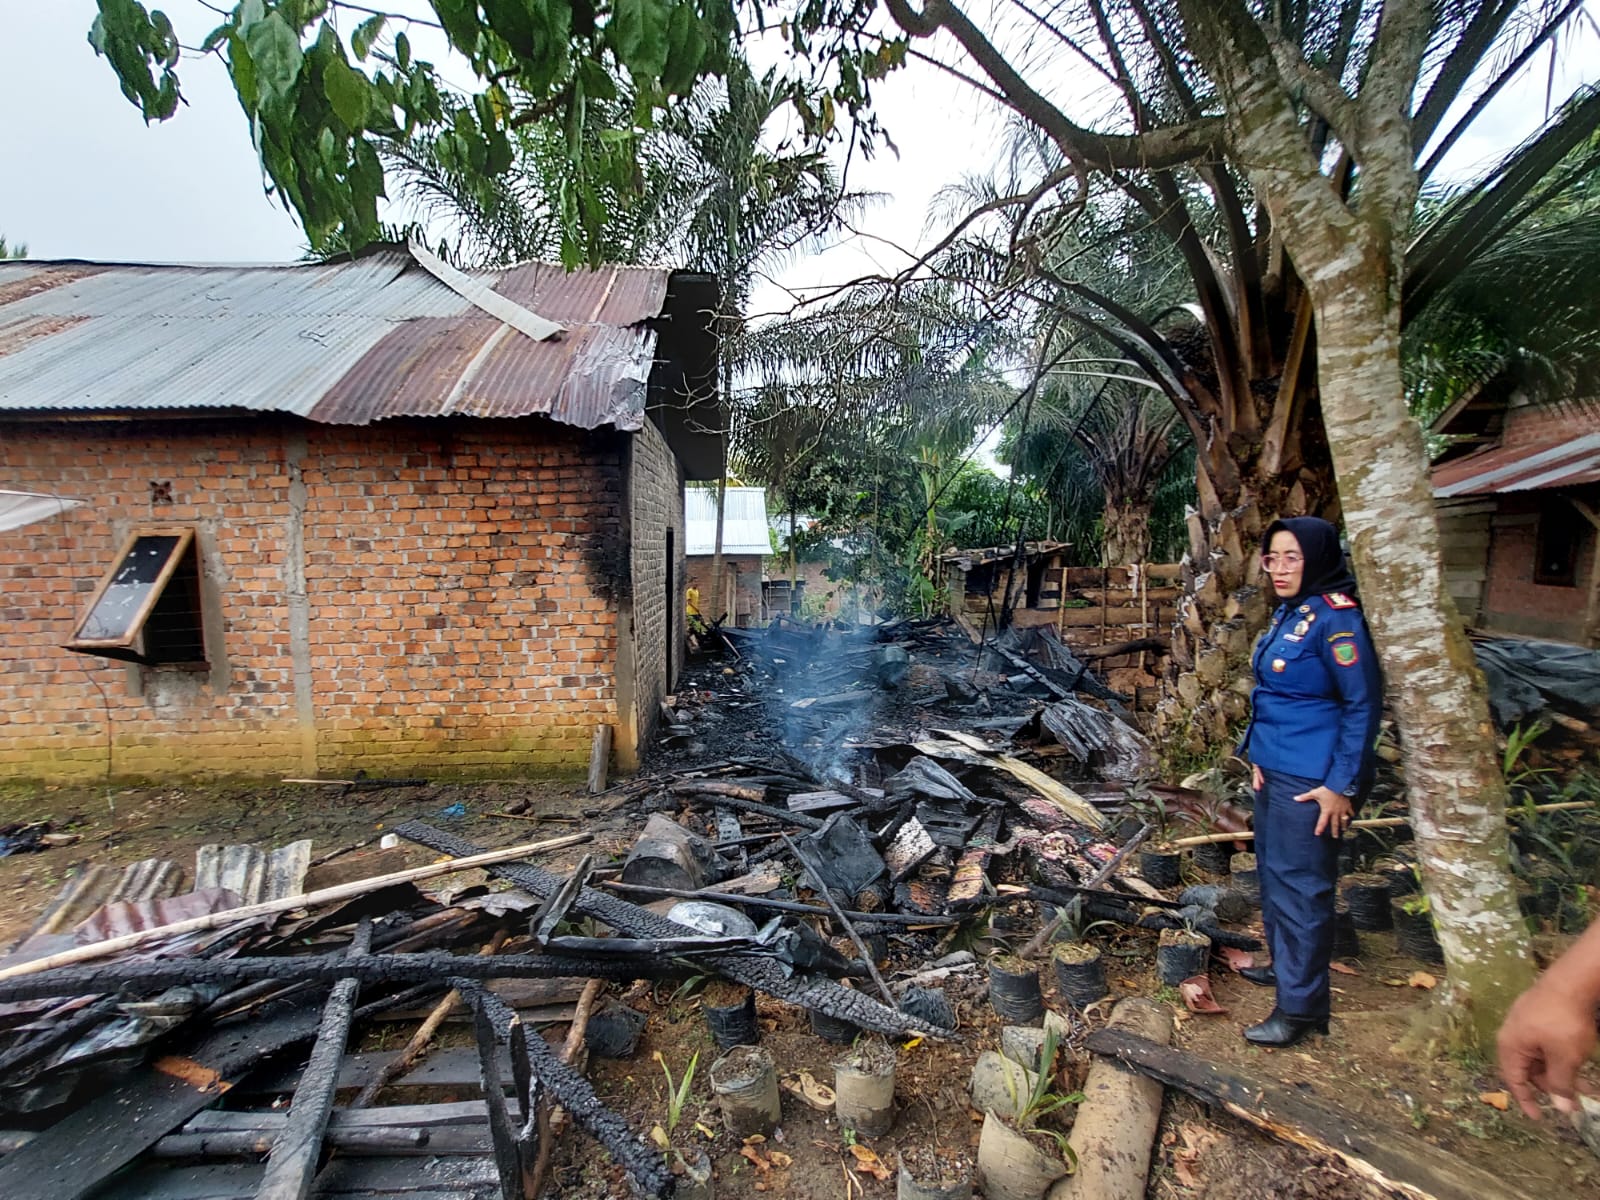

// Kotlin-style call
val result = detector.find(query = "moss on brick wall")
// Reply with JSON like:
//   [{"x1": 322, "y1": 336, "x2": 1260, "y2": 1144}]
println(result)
[{"x1": 0, "y1": 415, "x2": 626, "y2": 781}]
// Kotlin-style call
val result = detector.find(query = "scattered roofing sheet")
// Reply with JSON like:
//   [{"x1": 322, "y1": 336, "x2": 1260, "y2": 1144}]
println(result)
[
  {"x1": 685, "y1": 486, "x2": 772, "y2": 556},
  {"x1": 0, "y1": 249, "x2": 680, "y2": 432},
  {"x1": 1431, "y1": 432, "x2": 1600, "y2": 497},
  {"x1": 0, "y1": 489, "x2": 86, "y2": 534}
]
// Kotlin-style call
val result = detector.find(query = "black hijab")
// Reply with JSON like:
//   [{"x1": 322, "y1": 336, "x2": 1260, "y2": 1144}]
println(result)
[{"x1": 1260, "y1": 516, "x2": 1357, "y2": 607}]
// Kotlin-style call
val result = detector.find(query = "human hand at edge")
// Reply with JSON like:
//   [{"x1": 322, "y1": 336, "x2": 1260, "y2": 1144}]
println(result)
[
  {"x1": 1293, "y1": 785, "x2": 1353, "y2": 837},
  {"x1": 1251, "y1": 763, "x2": 1263, "y2": 792},
  {"x1": 1497, "y1": 977, "x2": 1597, "y2": 1119}
]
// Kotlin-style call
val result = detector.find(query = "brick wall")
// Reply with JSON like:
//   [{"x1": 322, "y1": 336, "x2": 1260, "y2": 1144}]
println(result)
[
  {"x1": 1500, "y1": 398, "x2": 1600, "y2": 447},
  {"x1": 613, "y1": 417, "x2": 686, "y2": 769},
  {"x1": 0, "y1": 416, "x2": 629, "y2": 781},
  {"x1": 685, "y1": 554, "x2": 763, "y2": 626},
  {"x1": 1481, "y1": 492, "x2": 1598, "y2": 644}
]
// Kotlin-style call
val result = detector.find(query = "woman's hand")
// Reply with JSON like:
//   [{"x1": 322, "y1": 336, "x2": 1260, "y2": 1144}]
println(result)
[
  {"x1": 1251, "y1": 763, "x2": 1263, "y2": 792},
  {"x1": 1293, "y1": 785, "x2": 1353, "y2": 837}
]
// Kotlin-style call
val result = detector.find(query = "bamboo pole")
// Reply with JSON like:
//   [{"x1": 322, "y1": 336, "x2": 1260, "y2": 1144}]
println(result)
[
  {"x1": 1169, "y1": 801, "x2": 1593, "y2": 846},
  {"x1": 0, "y1": 832, "x2": 590, "y2": 982}
]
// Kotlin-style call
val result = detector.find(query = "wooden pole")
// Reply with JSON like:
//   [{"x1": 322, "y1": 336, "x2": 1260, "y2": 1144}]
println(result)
[
  {"x1": 1048, "y1": 999, "x2": 1173, "y2": 1200},
  {"x1": 1169, "y1": 800, "x2": 1594, "y2": 846},
  {"x1": 587, "y1": 725, "x2": 613, "y2": 795},
  {"x1": 256, "y1": 921, "x2": 372, "y2": 1200},
  {"x1": 0, "y1": 832, "x2": 590, "y2": 983}
]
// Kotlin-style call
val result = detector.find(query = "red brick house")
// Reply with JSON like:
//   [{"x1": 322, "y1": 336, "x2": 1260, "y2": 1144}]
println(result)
[
  {"x1": 684, "y1": 485, "x2": 769, "y2": 627},
  {"x1": 0, "y1": 248, "x2": 720, "y2": 781},
  {"x1": 1431, "y1": 393, "x2": 1600, "y2": 646}
]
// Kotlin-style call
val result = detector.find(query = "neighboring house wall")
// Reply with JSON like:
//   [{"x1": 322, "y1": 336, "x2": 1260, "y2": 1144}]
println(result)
[
  {"x1": 1480, "y1": 491, "x2": 1599, "y2": 644},
  {"x1": 1435, "y1": 497, "x2": 1494, "y2": 626},
  {"x1": 615, "y1": 417, "x2": 685, "y2": 770},
  {"x1": 0, "y1": 416, "x2": 634, "y2": 781},
  {"x1": 685, "y1": 554, "x2": 763, "y2": 626}
]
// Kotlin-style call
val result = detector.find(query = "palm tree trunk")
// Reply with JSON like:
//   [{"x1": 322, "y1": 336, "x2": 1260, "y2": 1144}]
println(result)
[
  {"x1": 1313, "y1": 269, "x2": 1533, "y2": 1045},
  {"x1": 1101, "y1": 500, "x2": 1151, "y2": 567},
  {"x1": 1175, "y1": 0, "x2": 1533, "y2": 1046}
]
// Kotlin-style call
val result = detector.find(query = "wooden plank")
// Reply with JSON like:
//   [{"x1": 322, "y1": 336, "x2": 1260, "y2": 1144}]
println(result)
[
  {"x1": 98, "y1": 1160, "x2": 492, "y2": 1200},
  {"x1": 246, "y1": 1046, "x2": 510, "y2": 1096},
  {"x1": 188, "y1": 1102, "x2": 493, "y2": 1134},
  {"x1": 785, "y1": 789, "x2": 857, "y2": 815},
  {"x1": 1085, "y1": 1029, "x2": 1527, "y2": 1200},
  {"x1": 586, "y1": 725, "x2": 612, "y2": 795},
  {"x1": 153, "y1": 1126, "x2": 494, "y2": 1159},
  {"x1": 0, "y1": 1006, "x2": 321, "y2": 1200},
  {"x1": 256, "y1": 926, "x2": 370, "y2": 1200}
]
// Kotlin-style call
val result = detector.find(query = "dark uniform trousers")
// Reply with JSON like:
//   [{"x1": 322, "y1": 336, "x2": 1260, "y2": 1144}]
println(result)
[{"x1": 1254, "y1": 768, "x2": 1342, "y2": 1019}]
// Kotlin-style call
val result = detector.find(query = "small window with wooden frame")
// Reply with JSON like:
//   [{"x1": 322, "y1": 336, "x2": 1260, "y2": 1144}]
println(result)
[
  {"x1": 66, "y1": 529, "x2": 208, "y2": 665},
  {"x1": 1534, "y1": 502, "x2": 1581, "y2": 588}
]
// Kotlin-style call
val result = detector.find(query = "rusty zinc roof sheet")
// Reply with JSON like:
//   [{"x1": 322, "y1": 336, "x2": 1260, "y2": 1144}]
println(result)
[
  {"x1": 0, "y1": 249, "x2": 677, "y2": 432},
  {"x1": 1431, "y1": 432, "x2": 1600, "y2": 497}
]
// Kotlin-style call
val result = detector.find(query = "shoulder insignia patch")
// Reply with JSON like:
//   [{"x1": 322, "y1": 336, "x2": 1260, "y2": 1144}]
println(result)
[
  {"x1": 1332, "y1": 641, "x2": 1359, "y2": 667},
  {"x1": 1325, "y1": 592, "x2": 1357, "y2": 609},
  {"x1": 1327, "y1": 631, "x2": 1354, "y2": 643}
]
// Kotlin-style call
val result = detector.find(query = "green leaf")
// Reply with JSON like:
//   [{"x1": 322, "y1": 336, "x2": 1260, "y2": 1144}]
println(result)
[
  {"x1": 324, "y1": 57, "x2": 370, "y2": 128},
  {"x1": 351, "y1": 14, "x2": 385, "y2": 60},
  {"x1": 660, "y1": 1, "x2": 703, "y2": 95},
  {"x1": 610, "y1": 0, "x2": 670, "y2": 79},
  {"x1": 395, "y1": 30, "x2": 410, "y2": 70},
  {"x1": 431, "y1": 0, "x2": 480, "y2": 51},
  {"x1": 244, "y1": 12, "x2": 303, "y2": 106},
  {"x1": 577, "y1": 57, "x2": 617, "y2": 102},
  {"x1": 238, "y1": 0, "x2": 266, "y2": 29}
]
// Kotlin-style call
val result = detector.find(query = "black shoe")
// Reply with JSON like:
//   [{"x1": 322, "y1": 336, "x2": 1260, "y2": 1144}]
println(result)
[
  {"x1": 1243, "y1": 1008, "x2": 1329, "y2": 1048},
  {"x1": 1238, "y1": 966, "x2": 1277, "y2": 987}
]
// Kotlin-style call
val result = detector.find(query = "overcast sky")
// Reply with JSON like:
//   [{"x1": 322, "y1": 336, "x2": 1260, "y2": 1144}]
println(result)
[{"x1": 1, "y1": 3, "x2": 1594, "y2": 288}]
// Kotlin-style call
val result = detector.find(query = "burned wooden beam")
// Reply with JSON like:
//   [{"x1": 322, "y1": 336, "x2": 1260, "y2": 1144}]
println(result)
[
  {"x1": 397, "y1": 821, "x2": 951, "y2": 1038},
  {"x1": 0, "y1": 952, "x2": 663, "y2": 1004},
  {"x1": 1085, "y1": 1028, "x2": 1527, "y2": 1200},
  {"x1": 470, "y1": 996, "x2": 538, "y2": 1200},
  {"x1": 778, "y1": 832, "x2": 895, "y2": 1008},
  {"x1": 457, "y1": 982, "x2": 673, "y2": 1199},
  {"x1": 257, "y1": 920, "x2": 372, "y2": 1200},
  {"x1": 666, "y1": 781, "x2": 829, "y2": 830},
  {"x1": 529, "y1": 854, "x2": 596, "y2": 946}
]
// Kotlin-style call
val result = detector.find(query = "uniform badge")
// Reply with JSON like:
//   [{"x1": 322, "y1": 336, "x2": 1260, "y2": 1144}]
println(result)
[
  {"x1": 1284, "y1": 634, "x2": 1303, "y2": 642},
  {"x1": 1298, "y1": 604, "x2": 1312, "y2": 614},
  {"x1": 1332, "y1": 642, "x2": 1359, "y2": 667},
  {"x1": 1293, "y1": 620, "x2": 1311, "y2": 636},
  {"x1": 1271, "y1": 658, "x2": 1286, "y2": 672},
  {"x1": 1325, "y1": 592, "x2": 1357, "y2": 609}
]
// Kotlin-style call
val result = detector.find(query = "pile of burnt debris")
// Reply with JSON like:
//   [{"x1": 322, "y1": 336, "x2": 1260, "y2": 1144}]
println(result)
[{"x1": 0, "y1": 618, "x2": 1531, "y2": 1200}]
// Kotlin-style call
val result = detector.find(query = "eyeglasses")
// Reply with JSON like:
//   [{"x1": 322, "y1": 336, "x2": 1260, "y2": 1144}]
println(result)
[{"x1": 1260, "y1": 553, "x2": 1304, "y2": 570}]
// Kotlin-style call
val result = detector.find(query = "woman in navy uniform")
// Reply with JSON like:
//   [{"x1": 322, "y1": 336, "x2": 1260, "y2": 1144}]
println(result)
[{"x1": 1238, "y1": 516, "x2": 1383, "y2": 1047}]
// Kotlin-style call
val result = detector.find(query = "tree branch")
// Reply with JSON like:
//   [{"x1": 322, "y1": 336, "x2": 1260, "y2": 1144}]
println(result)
[
  {"x1": 1260, "y1": 21, "x2": 1363, "y2": 155},
  {"x1": 883, "y1": 0, "x2": 1224, "y2": 171}
]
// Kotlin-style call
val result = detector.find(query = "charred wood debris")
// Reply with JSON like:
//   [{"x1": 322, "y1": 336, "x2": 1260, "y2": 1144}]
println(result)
[{"x1": 0, "y1": 617, "x2": 1266, "y2": 1200}]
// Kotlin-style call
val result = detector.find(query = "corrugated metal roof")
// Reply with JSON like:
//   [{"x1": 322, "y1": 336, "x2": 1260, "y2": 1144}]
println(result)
[
  {"x1": 1431, "y1": 433, "x2": 1600, "y2": 497},
  {"x1": 0, "y1": 250, "x2": 678, "y2": 431},
  {"x1": 685, "y1": 486, "x2": 772, "y2": 556}
]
